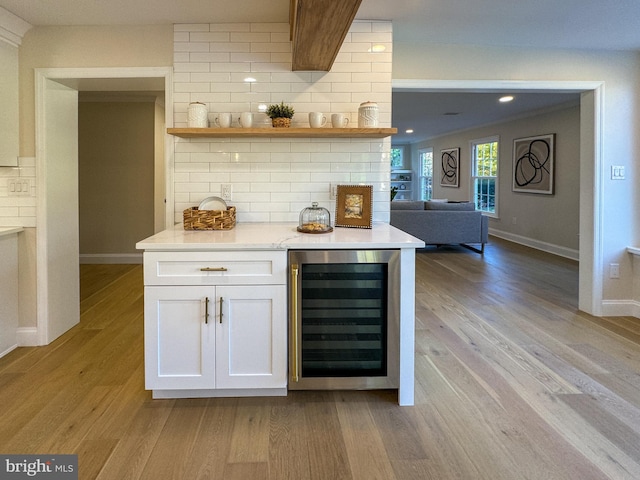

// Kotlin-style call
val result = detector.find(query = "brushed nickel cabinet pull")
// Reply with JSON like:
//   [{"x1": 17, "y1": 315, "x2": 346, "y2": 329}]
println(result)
[
  {"x1": 204, "y1": 296, "x2": 209, "y2": 324},
  {"x1": 200, "y1": 267, "x2": 228, "y2": 272},
  {"x1": 290, "y1": 263, "x2": 299, "y2": 382}
]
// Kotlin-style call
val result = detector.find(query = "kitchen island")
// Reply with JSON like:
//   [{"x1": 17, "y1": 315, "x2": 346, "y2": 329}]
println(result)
[{"x1": 136, "y1": 223, "x2": 424, "y2": 406}]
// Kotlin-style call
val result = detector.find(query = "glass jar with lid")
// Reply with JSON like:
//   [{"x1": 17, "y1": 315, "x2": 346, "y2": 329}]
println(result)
[{"x1": 297, "y1": 202, "x2": 333, "y2": 233}]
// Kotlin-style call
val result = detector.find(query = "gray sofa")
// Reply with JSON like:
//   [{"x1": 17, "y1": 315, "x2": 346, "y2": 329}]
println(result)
[{"x1": 390, "y1": 200, "x2": 489, "y2": 253}]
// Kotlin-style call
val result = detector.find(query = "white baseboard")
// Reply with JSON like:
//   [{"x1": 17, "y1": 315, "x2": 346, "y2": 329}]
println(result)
[
  {"x1": 601, "y1": 299, "x2": 640, "y2": 318},
  {"x1": 16, "y1": 327, "x2": 39, "y2": 346},
  {"x1": 80, "y1": 253, "x2": 143, "y2": 264},
  {"x1": 0, "y1": 343, "x2": 18, "y2": 358},
  {"x1": 489, "y1": 229, "x2": 579, "y2": 261}
]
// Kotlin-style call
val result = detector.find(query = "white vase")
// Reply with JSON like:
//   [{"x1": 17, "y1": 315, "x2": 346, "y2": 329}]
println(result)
[
  {"x1": 358, "y1": 101, "x2": 379, "y2": 127},
  {"x1": 188, "y1": 102, "x2": 208, "y2": 128}
]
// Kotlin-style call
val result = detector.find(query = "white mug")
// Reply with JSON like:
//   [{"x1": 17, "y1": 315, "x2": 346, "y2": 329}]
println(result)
[
  {"x1": 214, "y1": 112, "x2": 232, "y2": 128},
  {"x1": 309, "y1": 112, "x2": 327, "y2": 128},
  {"x1": 331, "y1": 113, "x2": 349, "y2": 128},
  {"x1": 238, "y1": 112, "x2": 253, "y2": 128}
]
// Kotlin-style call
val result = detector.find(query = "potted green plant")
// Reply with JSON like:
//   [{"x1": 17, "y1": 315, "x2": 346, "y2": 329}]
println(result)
[{"x1": 266, "y1": 101, "x2": 295, "y2": 128}]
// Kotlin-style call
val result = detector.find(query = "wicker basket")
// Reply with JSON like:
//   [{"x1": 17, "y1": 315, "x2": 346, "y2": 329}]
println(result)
[
  {"x1": 271, "y1": 117, "x2": 291, "y2": 128},
  {"x1": 183, "y1": 206, "x2": 236, "y2": 230}
]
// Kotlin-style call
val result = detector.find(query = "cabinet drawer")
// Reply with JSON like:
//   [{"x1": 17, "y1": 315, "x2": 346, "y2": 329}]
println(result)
[{"x1": 144, "y1": 251, "x2": 286, "y2": 286}]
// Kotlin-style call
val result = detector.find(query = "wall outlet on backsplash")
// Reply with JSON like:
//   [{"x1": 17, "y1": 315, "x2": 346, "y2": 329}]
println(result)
[{"x1": 221, "y1": 184, "x2": 232, "y2": 201}]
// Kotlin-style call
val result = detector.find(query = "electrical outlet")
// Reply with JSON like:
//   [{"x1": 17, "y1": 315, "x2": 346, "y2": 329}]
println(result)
[
  {"x1": 609, "y1": 263, "x2": 620, "y2": 279},
  {"x1": 330, "y1": 183, "x2": 337, "y2": 199},
  {"x1": 221, "y1": 184, "x2": 232, "y2": 201}
]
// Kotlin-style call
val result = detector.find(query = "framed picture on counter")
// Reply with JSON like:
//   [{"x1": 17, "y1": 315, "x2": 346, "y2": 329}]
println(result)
[{"x1": 335, "y1": 185, "x2": 372, "y2": 229}]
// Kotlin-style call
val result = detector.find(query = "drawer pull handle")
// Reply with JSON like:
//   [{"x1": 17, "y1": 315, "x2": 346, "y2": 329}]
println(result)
[
  {"x1": 204, "y1": 296, "x2": 210, "y2": 324},
  {"x1": 200, "y1": 267, "x2": 228, "y2": 272},
  {"x1": 219, "y1": 297, "x2": 224, "y2": 324}
]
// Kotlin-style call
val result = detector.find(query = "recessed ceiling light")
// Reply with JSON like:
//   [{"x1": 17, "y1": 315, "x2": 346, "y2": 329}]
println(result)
[
  {"x1": 499, "y1": 95, "x2": 514, "y2": 103},
  {"x1": 405, "y1": 129, "x2": 414, "y2": 134}
]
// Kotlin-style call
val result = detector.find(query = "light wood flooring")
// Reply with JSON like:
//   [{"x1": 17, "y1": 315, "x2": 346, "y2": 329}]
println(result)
[{"x1": 1, "y1": 238, "x2": 639, "y2": 479}]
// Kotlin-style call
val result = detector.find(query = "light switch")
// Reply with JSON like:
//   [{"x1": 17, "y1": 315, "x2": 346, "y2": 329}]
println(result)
[
  {"x1": 7, "y1": 178, "x2": 32, "y2": 196},
  {"x1": 611, "y1": 165, "x2": 625, "y2": 180}
]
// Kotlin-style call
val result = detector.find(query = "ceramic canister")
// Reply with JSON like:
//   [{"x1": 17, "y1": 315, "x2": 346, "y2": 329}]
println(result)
[
  {"x1": 188, "y1": 102, "x2": 209, "y2": 128},
  {"x1": 358, "y1": 101, "x2": 379, "y2": 127}
]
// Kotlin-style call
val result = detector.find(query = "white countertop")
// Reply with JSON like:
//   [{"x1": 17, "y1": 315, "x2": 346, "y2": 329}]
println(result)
[
  {"x1": 136, "y1": 222, "x2": 425, "y2": 251},
  {"x1": 0, "y1": 227, "x2": 24, "y2": 238}
]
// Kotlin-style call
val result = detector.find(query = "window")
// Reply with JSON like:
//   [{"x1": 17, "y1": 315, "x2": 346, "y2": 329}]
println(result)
[
  {"x1": 419, "y1": 148, "x2": 433, "y2": 201},
  {"x1": 471, "y1": 137, "x2": 499, "y2": 216},
  {"x1": 391, "y1": 146, "x2": 404, "y2": 168}
]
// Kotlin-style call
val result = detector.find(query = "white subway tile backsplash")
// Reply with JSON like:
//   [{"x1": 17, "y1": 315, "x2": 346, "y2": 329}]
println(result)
[
  {"x1": 189, "y1": 32, "x2": 230, "y2": 43},
  {"x1": 174, "y1": 42, "x2": 210, "y2": 52},
  {"x1": 210, "y1": 23, "x2": 251, "y2": 32},
  {"x1": 230, "y1": 32, "x2": 271, "y2": 43},
  {"x1": 190, "y1": 52, "x2": 231, "y2": 63},
  {"x1": 170, "y1": 21, "x2": 392, "y2": 223},
  {"x1": 175, "y1": 24, "x2": 210, "y2": 32},
  {"x1": 252, "y1": 23, "x2": 289, "y2": 33},
  {"x1": 210, "y1": 42, "x2": 250, "y2": 53},
  {"x1": 210, "y1": 62, "x2": 252, "y2": 73}
]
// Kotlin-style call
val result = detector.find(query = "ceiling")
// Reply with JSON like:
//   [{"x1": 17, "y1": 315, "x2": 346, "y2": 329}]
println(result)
[
  {"x1": 391, "y1": 90, "x2": 581, "y2": 144},
  {"x1": 2, "y1": 0, "x2": 636, "y2": 143},
  {"x1": 3, "y1": 0, "x2": 639, "y2": 51}
]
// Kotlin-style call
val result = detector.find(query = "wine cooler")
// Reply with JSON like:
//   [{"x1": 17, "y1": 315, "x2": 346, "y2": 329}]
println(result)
[{"x1": 288, "y1": 249, "x2": 400, "y2": 390}]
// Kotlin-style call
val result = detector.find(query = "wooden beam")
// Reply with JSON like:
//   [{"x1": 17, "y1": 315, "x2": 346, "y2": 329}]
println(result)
[{"x1": 290, "y1": 0, "x2": 363, "y2": 71}]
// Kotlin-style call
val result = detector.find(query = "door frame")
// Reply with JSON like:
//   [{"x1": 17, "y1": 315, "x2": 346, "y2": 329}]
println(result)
[
  {"x1": 35, "y1": 66, "x2": 173, "y2": 345},
  {"x1": 393, "y1": 79, "x2": 604, "y2": 316}
]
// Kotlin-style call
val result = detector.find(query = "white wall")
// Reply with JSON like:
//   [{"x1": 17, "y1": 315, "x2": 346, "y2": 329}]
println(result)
[
  {"x1": 172, "y1": 21, "x2": 393, "y2": 224},
  {"x1": 12, "y1": 25, "x2": 173, "y2": 331},
  {"x1": 412, "y1": 104, "x2": 580, "y2": 258},
  {"x1": 393, "y1": 42, "x2": 640, "y2": 313}
]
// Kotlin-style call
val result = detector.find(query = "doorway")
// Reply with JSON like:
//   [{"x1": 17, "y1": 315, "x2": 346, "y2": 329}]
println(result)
[
  {"x1": 392, "y1": 79, "x2": 604, "y2": 316},
  {"x1": 34, "y1": 67, "x2": 173, "y2": 345}
]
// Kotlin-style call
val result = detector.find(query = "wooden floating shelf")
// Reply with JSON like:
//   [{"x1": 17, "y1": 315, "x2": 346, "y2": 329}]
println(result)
[{"x1": 167, "y1": 127, "x2": 397, "y2": 138}]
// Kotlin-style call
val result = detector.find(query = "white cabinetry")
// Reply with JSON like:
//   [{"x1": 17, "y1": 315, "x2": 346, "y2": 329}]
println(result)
[
  {"x1": 0, "y1": 230, "x2": 20, "y2": 357},
  {"x1": 0, "y1": 41, "x2": 18, "y2": 166},
  {"x1": 143, "y1": 250, "x2": 287, "y2": 398},
  {"x1": 391, "y1": 170, "x2": 412, "y2": 200}
]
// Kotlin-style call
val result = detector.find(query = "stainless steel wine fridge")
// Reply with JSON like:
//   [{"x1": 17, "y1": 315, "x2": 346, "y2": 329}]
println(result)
[{"x1": 288, "y1": 249, "x2": 400, "y2": 390}]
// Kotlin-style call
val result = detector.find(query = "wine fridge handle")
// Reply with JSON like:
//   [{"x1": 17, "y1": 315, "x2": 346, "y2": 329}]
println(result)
[{"x1": 290, "y1": 263, "x2": 299, "y2": 383}]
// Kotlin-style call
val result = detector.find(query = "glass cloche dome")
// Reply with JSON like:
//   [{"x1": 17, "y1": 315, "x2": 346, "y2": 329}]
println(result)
[{"x1": 297, "y1": 202, "x2": 333, "y2": 233}]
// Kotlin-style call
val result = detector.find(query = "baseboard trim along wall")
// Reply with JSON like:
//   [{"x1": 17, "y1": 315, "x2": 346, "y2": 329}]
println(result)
[
  {"x1": 79, "y1": 253, "x2": 143, "y2": 264},
  {"x1": 16, "y1": 327, "x2": 38, "y2": 347},
  {"x1": 0, "y1": 343, "x2": 18, "y2": 359},
  {"x1": 489, "y1": 229, "x2": 579, "y2": 261},
  {"x1": 601, "y1": 299, "x2": 640, "y2": 318}
]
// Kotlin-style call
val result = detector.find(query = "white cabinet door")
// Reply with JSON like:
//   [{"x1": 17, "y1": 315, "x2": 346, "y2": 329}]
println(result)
[
  {"x1": 144, "y1": 286, "x2": 215, "y2": 390},
  {"x1": 216, "y1": 285, "x2": 287, "y2": 389}
]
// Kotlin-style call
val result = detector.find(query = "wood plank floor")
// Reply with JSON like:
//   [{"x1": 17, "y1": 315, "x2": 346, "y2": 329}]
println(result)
[{"x1": 1, "y1": 238, "x2": 639, "y2": 479}]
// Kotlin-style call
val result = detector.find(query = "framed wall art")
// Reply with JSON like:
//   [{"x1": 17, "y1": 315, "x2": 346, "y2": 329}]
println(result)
[
  {"x1": 512, "y1": 133, "x2": 555, "y2": 194},
  {"x1": 440, "y1": 147, "x2": 460, "y2": 187},
  {"x1": 335, "y1": 185, "x2": 372, "y2": 229}
]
